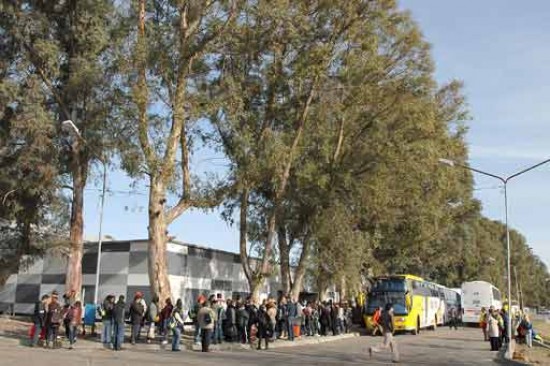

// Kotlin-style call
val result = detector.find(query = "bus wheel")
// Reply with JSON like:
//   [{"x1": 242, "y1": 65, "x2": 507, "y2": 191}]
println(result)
[{"x1": 412, "y1": 318, "x2": 420, "y2": 335}]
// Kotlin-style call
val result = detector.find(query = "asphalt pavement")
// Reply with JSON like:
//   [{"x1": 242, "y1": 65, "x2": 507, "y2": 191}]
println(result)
[{"x1": 0, "y1": 326, "x2": 515, "y2": 366}]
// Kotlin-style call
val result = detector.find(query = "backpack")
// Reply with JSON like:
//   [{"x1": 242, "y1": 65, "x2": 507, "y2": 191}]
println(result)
[
  {"x1": 50, "y1": 305, "x2": 63, "y2": 325},
  {"x1": 204, "y1": 311, "x2": 212, "y2": 325},
  {"x1": 64, "y1": 306, "x2": 75, "y2": 322}
]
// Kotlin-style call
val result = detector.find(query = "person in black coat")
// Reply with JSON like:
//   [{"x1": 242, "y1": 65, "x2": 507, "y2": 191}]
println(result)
[
  {"x1": 113, "y1": 296, "x2": 126, "y2": 351},
  {"x1": 129, "y1": 294, "x2": 145, "y2": 344},
  {"x1": 223, "y1": 299, "x2": 237, "y2": 342},
  {"x1": 255, "y1": 305, "x2": 270, "y2": 350},
  {"x1": 236, "y1": 301, "x2": 250, "y2": 344}
]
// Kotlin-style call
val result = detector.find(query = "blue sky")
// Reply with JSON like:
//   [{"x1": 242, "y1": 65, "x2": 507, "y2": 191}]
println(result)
[{"x1": 84, "y1": 0, "x2": 550, "y2": 267}]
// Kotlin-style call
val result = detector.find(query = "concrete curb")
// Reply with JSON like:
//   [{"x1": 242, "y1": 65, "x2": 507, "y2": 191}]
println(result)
[{"x1": 497, "y1": 344, "x2": 530, "y2": 366}]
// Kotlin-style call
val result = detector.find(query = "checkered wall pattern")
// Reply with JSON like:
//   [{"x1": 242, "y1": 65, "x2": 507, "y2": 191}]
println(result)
[{"x1": 0, "y1": 240, "x2": 283, "y2": 314}]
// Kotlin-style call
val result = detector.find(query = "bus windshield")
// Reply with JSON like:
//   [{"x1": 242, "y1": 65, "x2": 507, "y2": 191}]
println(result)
[
  {"x1": 366, "y1": 291, "x2": 408, "y2": 315},
  {"x1": 371, "y1": 278, "x2": 407, "y2": 292}
]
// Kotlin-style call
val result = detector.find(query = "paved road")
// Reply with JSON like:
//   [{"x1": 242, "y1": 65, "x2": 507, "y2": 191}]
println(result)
[{"x1": 0, "y1": 327, "x2": 508, "y2": 366}]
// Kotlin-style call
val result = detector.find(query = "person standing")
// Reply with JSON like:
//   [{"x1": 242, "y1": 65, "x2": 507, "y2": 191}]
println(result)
[
  {"x1": 101, "y1": 295, "x2": 115, "y2": 348},
  {"x1": 159, "y1": 298, "x2": 173, "y2": 345},
  {"x1": 146, "y1": 296, "x2": 159, "y2": 344},
  {"x1": 486, "y1": 309, "x2": 500, "y2": 351},
  {"x1": 479, "y1": 307, "x2": 488, "y2": 341},
  {"x1": 129, "y1": 293, "x2": 145, "y2": 344},
  {"x1": 198, "y1": 300, "x2": 216, "y2": 352},
  {"x1": 223, "y1": 299, "x2": 237, "y2": 342},
  {"x1": 189, "y1": 295, "x2": 205, "y2": 345},
  {"x1": 45, "y1": 292, "x2": 63, "y2": 349},
  {"x1": 256, "y1": 304, "x2": 270, "y2": 350},
  {"x1": 112, "y1": 295, "x2": 126, "y2": 351},
  {"x1": 31, "y1": 294, "x2": 50, "y2": 347},
  {"x1": 266, "y1": 299, "x2": 278, "y2": 340},
  {"x1": 369, "y1": 303, "x2": 399, "y2": 363},
  {"x1": 63, "y1": 301, "x2": 82, "y2": 349},
  {"x1": 171, "y1": 299, "x2": 184, "y2": 351},
  {"x1": 212, "y1": 298, "x2": 225, "y2": 344},
  {"x1": 287, "y1": 297, "x2": 298, "y2": 341},
  {"x1": 236, "y1": 301, "x2": 249, "y2": 344}
]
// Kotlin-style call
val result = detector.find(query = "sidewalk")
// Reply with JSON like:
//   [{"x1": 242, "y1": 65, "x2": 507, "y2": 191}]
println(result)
[{"x1": 0, "y1": 317, "x2": 360, "y2": 352}]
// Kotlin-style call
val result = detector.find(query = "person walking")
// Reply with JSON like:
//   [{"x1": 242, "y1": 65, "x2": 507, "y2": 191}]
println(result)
[
  {"x1": 487, "y1": 308, "x2": 500, "y2": 351},
  {"x1": 198, "y1": 300, "x2": 216, "y2": 352},
  {"x1": 369, "y1": 303, "x2": 399, "y2": 363},
  {"x1": 112, "y1": 295, "x2": 126, "y2": 351},
  {"x1": 451, "y1": 306, "x2": 460, "y2": 330},
  {"x1": 146, "y1": 296, "x2": 159, "y2": 343},
  {"x1": 31, "y1": 294, "x2": 49, "y2": 347},
  {"x1": 171, "y1": 299, "x2": 184, "y2": 351},
  {"x1": 100, "y1": 295, "x2": 115, "y2": 349},
  {"x1": 129, "y1": 293, "x2": 145, "y2": 345},
  {"x1": 45, "y1": 292, "x2": 63, "y2": 349}
]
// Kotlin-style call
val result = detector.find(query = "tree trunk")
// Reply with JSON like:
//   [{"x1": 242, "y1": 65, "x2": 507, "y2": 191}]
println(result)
[
  {"x1": 66, "y1": 160, "x2": 86, "y2": 297},
  {"x1": 278, "y1": 225, "x2": 291, "y2": 295},
  {"x1": 147, "y1": 179, "x2": 172, "y2": 303},
  {"x1": 290, "y1": 239, "x2": 310, "y2": 301},
  {"x1": 249, "y1": 277, "x2": 263, "y2": 305},
  {"x1": 339, "y1": 275, "x2": 347, "y2": 302}
]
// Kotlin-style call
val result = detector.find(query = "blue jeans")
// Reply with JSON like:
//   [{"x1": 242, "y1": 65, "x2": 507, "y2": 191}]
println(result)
[
  {"x1": 31, "y1": 323, "x2": 42, "y2": 346},
  {"x1": 287, "y1": 318, "x2": 295, "y2": 341},
  {"x1": 194, "y1": 322, "x2": 201, "y2": 343},
  {"x1": 213, "y1": 321, "x2": 223, "y2": 344},
  {"x1": 102, "y1": 319, "x2": 112, "y2": 345},
  {"x1": 172, "y1": 327, "x2": 181, "y2": 351},
  {"x1": 131, "y1": 323, "x2": 141, "y2": 343},
  {"x1": 67, "y1": 325, "x2": 76, "y2": 345},
  {"x1": 113, "y1": 322, "x2": 125, "y2": 350}
]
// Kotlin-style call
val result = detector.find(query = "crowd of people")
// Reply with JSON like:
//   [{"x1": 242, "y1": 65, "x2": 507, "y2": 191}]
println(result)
[
  {"x1": 30, "y1": 290, "x2": 356, "y2": 352},
  {"x1": 478, "y1": 305, "x2": 535, "y2": 351}
]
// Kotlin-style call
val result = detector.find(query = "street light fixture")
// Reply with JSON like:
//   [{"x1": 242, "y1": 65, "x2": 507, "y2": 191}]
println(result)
[
  {"x1": 62, "y1": 119, "x2": 107, "y2": 307},
  {"x1": 439, "y1": 157, "x2": 550, "y2": 358}
]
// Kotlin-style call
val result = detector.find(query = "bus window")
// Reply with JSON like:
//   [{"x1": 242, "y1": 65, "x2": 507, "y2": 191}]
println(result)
[{"x1": 492, "y1": 287, "x2": 501, "y2": 301}]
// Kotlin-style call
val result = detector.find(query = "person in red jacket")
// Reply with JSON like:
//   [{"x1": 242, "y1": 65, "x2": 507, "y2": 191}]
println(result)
[{"x1": 372, "y1": 307, "x2": 383, "y2": 336}]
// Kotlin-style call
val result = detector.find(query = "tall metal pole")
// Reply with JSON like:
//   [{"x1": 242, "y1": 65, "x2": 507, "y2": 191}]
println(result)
[
  {"x1": 439, "y1": 157, "x2": 550, "y2": 359},
  {"x1": 93, "y1": 161, "x2": 107, "y2": 306},
  {"x1": 504, "y1": 183, "x2": 512, "y2": 348}
]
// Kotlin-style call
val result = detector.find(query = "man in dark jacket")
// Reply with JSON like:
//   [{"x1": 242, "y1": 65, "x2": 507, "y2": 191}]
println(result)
[
  {"x1": 129, "y1": 293, "x2": 145, "y2": 345},
  {"x1": 256, "y1": 305, "x2": 271, "y2": 350},
  {"x1": 101, "y1": 295, "x2": 115, "y2": 348},
  {"x1": 369, "y1": 303, "x2": 399, "y2": 363},
  {"x1": 113, "y1": 295, "x2": 126, "y2": 351},
  {"x1": 31, "y1": 294, "x2": 49, "y2": 347},
  {"x1": 223, "y1": 299, "x2": 237, "y2": 342},
  {"x1": 236, "y1": 301, "x2": 250, "y2": 344},
  {"x1": 287, "y1": 298, "x2": 298, "y2": 341}
]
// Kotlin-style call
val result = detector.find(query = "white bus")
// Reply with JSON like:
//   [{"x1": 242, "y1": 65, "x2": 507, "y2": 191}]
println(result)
[{"x1": 461, "y1": 281, "x2": 502, "y2": 324}]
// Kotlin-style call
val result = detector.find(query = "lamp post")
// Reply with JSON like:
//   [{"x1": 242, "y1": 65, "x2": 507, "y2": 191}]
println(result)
[
  {"x1": 62, "y1": 120, "x2": 107, "y2": 306},
  {"x1": 439, "y1": 157, "x2": 550, "y2": 358}
]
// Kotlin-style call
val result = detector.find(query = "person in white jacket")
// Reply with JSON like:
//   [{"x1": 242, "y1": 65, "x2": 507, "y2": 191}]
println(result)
[{"x1": 486, "y1": 309, "x2": 500, "y2": 351}]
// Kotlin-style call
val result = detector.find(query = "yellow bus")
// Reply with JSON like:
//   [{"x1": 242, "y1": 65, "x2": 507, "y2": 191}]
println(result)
[{"x1": 363, "y1": 274, "x2": 460, "y2": 335}]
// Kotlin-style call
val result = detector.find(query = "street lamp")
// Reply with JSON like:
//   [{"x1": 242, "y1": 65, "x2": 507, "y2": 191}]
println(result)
[
  {"x1": 439, "y1": 157, "x2": 550, "y2": 358},
  {"x1": 62, "y1": 119, "x2": 107, "y2": 306}
]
